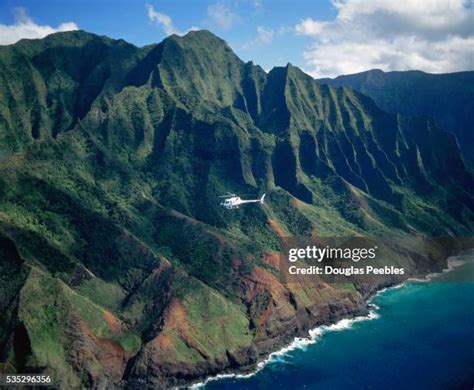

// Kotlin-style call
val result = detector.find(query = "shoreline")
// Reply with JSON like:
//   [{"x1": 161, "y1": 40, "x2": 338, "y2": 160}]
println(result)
[{"x1": 188, "y1": 250, "x2": 473, "y2": 389}]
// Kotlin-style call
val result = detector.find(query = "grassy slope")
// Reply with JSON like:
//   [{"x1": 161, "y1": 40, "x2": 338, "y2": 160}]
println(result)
[{"x1": 0, "y1": 30, "x2": 472, "y2": 386}]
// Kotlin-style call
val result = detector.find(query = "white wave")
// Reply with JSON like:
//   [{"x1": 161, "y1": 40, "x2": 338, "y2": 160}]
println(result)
[
  {"x1": 189, "y1": 306, "x2": 380, "y2": 389},
  {"x1": 188, "y1": 250, "x2": 473, "y2": 389},
  {"x1": 408, "y1": 250, "x2": 473, "y2": 284}
]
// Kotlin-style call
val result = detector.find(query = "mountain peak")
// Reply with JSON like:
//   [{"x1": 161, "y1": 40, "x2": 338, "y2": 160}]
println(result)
[
  {"x1": 150, "y1": 29, "x2": 244, "y2": 108},
  {"x1": 163, "y1": 29, "x2": 229, "y2": 49},
  {"x1": 182, "y1": 29, "x2": 223, "y2": 40},
  {"x1": 1, "y1": 28, "x2": 473, "y2": 390}
]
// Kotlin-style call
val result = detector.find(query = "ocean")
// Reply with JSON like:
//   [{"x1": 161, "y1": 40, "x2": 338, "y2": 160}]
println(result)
[{"x1": 201, "y1": 250, "x2": 474, "y2": 390}]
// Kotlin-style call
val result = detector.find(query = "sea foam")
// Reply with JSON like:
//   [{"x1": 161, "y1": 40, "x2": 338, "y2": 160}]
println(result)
[
  {"x1": 189, "y1": 305, "x2": 380, "y2": 389},
  {"x1": 188, "y1": 250, "x2": 472, "y2": 389}
]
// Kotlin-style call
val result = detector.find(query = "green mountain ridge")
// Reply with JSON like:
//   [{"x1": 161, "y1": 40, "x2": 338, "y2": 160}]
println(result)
[
  {"x1": 0, "y1": 30, "x2": 473, "y2": 388},
  {"x1": 318, "y1": 69, "x2": 474, "y2": 168}
]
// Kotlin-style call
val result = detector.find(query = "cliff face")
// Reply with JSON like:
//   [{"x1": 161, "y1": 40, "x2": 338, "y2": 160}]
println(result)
[
  {"x1": 0, "y1": 30, "x2": 473, "y2": 388},
  {"x1": 318, "y1": 69, "x2": 474, "y2": 168}
]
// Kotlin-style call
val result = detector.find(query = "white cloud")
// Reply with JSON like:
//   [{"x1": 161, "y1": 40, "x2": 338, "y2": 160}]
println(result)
[
  {"x1": 0, "y1": 7, "x2": 78, "y2": 45},
  {"x1": 146, "y1": 4, "x2": 198, "y2": 36},
  {"x1": 294, "y1": 0, "x2": 474, "y2": 78},
  {"x1": 294, "y1": 18, "x2": 328, "y2": 37},
  {"x1": 240, "y1": 25, "x2": 274, "y2": 49},
  {"x1": 207, "y1": 2, "x2": 239, "y2": 30},
  {"x1": 256, "y1": 26, "x2": 274, "y2": 44}
]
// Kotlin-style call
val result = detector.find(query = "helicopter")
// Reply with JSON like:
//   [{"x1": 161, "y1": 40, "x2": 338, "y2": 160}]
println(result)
[{"x1": 219, "y1": 192, "x2": 266, "y2": 209}]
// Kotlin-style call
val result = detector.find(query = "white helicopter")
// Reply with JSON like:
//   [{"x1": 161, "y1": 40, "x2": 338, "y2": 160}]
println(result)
[{"x1": 219, "y1": 192, "x2": 266, "y2": 209}]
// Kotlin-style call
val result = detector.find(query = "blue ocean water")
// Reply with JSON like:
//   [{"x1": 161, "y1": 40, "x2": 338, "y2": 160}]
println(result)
[{"x1": 204, "y1": 252, "x2": 474, "y2": 390}]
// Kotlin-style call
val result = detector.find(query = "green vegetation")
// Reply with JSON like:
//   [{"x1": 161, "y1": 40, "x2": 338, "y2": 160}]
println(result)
[
  {"x1": 0, "y1": 30, "x2": 472, "y2": 387},
  {"x1": 319, "y1": 69, "x2": 474, "y2": 168}
]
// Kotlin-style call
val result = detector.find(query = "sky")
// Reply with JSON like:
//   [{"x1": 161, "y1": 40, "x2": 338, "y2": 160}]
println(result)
[{"x1": 0, "y1": 0, "x2": 473, "y2": 78}]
